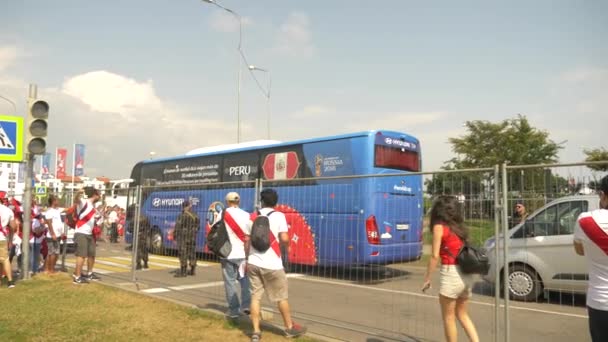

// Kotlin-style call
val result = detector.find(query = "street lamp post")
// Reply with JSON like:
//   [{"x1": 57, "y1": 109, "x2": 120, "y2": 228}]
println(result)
[
  {"x1": 202, "y1": 0, "x2": 243, "y2": 143},
  {"x1": 248, "y1": 65, "x2": 272, "y2": 139}
]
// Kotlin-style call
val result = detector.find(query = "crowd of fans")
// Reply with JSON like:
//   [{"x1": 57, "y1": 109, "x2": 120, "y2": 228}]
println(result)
[{"x1": 0, "y1": 190, "x2": 127, "y2": 287}]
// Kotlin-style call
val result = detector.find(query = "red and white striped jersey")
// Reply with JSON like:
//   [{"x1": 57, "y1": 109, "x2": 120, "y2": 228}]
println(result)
[
  {"x1": 75, "y1": 198, "x2": 97, "y2": 235},
  {"x1": 574, "y1": 209, "x2": 608, "y2": 311}
]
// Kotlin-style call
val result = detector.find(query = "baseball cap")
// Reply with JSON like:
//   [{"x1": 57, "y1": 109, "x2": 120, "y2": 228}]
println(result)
[{"x1": 225, "y1": 192, "x2": 240, "y2": 202}]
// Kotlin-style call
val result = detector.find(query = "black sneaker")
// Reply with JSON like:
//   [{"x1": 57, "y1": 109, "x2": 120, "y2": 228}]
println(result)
[
  {"x1": 7, "y1": 280, "x2": 15, "y2": 288},
  {"x1": 86, "y1": 273, "x2": 101, "y2": 281},
  {"x1": 73, "y1": 276, "x2": 89, "y2": 285},
  {"x1": 284, "y1": 322, "x2": 307, "y2": 338}
]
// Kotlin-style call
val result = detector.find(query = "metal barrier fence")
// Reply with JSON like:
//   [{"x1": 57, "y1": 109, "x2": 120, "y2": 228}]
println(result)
[{"x1": 13, "y1": 161, "x2": 602, "y2": 341}]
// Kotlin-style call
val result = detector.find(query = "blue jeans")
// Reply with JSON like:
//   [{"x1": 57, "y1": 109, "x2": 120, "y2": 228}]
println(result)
[
  {"x1": 220, "y1": 258, "x2": 251, "y2": 317},
  {"x1": 30, "y1": 241, "x2": 42, "y2": 274}
]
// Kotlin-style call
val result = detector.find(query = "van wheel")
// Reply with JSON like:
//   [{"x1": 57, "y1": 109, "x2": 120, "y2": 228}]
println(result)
[
  {"x1": 150, "y1": 228, "x2": 163, "y2": 255},
  {"x1": 508, "y1": 265, "x2": 542, "y2": 301}
]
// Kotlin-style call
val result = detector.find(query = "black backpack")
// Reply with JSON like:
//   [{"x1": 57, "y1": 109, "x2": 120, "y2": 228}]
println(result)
[
  {"x1": 446, "y1": 232, "x2": 490, "y2": 275},
  {"x1": 206, "y1": 212, "x2": 232, "y2": 258},
  {"x1": 250, "y1": 210, "x2": 275, "y2": 252}
]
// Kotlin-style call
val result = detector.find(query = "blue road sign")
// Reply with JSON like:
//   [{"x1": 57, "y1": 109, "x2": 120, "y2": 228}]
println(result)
[
  {"x1": 35, "y1": 186, "x2": 47, "y2": 195},
  {"x1": 0, "y1": 115, "x2": 24, "y2": 162}
]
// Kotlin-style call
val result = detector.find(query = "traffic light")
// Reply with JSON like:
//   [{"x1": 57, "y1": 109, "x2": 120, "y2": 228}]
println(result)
[{"x1": 25, "y1": 99, "x2": 49, "y2": 155}]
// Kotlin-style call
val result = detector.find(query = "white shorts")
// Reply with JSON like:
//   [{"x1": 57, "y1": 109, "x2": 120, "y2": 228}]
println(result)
[{"x1": 439, "y1": 265, "x2": 475, "y2": 299}]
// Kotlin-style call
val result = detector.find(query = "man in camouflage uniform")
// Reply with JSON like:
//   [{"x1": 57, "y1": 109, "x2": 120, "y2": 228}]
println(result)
[
  {"x1": 136, "y1": 214, "x2": 150, "y2": 270},
  {"x1": 174, "y1": 201, "x2": 200, "y2": 277}
]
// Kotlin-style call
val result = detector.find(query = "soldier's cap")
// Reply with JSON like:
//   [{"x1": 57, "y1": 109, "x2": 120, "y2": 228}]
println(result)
[
  {"x1": 515, "y1": 199, "x2": 524, "y2": 206},
  {"x1": 182, "y1": 200, "x2": 191, "y2": 208},
  {"x1": 225, "y1": 192, "x2": 240, "y2": 202}
]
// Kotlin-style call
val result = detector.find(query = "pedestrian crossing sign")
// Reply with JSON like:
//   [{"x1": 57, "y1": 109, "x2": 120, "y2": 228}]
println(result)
[
  {"x1": 35, "y1": 186, "x2": 47, "y2": 195},
  {"x1": 0, "y1": 115, "x2": 23, "y2": 162}
]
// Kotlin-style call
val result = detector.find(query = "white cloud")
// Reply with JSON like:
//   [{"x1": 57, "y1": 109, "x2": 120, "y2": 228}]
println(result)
[
  {"x1": 0, "y1": 46, "x2": 18, "y2": 72},
  {"x1": 560, "y1": 67, "x2": 608, "y2": 83},
  {"x1": 273, "y1": 12, "x2": 315, "y2": 57},
  {"x1": 0, "y1": 69, "x2": 239, "y2": 178},
  {"x1": 61, "y1": 71, "x2": 163, "y2": 116},
  {"x1": 208, "y1": 9, "x2": 252, "y2": 33}
]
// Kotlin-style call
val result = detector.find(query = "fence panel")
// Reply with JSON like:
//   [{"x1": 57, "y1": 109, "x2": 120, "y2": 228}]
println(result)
[
  {"x1": 19, "y1": 160, "x2": 601, "y2": 341},
  {"x1": 259, "y1": 170, "x2": 501, "y2": 342},
  {"x1": 502, "y1": 163, "x2": 606, "y2": 342},
  {"x1": 128, "y1": 181, "x2": 257, "y2": 311}
]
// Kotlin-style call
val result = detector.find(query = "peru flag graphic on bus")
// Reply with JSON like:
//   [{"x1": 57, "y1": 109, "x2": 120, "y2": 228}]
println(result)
[{"x1": 262, "y1": 151, "x2": 300, "y2": 180}]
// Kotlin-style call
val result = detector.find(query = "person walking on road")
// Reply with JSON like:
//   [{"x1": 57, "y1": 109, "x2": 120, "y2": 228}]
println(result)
[
  {"x1": 221, "y1": 192, "x2": 252, "y2": 319},
  {"x1": 174, "y1": 201, "x2": 200, "y2": 278},
  {"x1": 574, "y1": 175, "x2": 608, "y2": 342},
  {"x1": 246, "y1": 188, "x2": 306, "y2": 342},
  {"x1": 108, "y1": 207, "x2": 119, "y2": 243},
  {"x1": 422, "y1": 195, "x2": 479, "y2": 342},
  {"x1": 136, "y1": 214, "x2": 150, "y2": 270}
]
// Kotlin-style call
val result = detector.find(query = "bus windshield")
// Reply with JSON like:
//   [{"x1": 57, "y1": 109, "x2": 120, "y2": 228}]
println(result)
[{"x1": 374, "y1": 145, "x2": 419, "y2": 172}]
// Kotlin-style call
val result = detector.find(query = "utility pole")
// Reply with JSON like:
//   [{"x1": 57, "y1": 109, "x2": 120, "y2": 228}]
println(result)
[
  {"x1": 21, "y1": 84, "x2": 37, "y2": 279},
  {"x1": 20, "y1": 83, "x2": 49, "y2": 279}
]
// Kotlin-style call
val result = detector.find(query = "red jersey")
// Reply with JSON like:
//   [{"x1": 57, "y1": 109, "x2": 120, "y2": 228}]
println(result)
[{"x1": 440, "y1": 225, "x2": 464, "y2": 265}]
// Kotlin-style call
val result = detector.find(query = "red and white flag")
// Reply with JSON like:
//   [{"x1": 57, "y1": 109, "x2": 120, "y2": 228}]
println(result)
[
  {"x1": 262, "y1": 152, "x2": 300, "y2": 180},
  {"x1": 56, "y1": 148, "x2": 67, "y2": 179}
]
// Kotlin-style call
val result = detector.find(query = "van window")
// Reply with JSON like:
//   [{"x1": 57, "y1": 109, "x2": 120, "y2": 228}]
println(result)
[
  {"x1": 522, "y1": 205, "x2": 557, "y2": 237},
  {"x1": 554, "y1": 201, "x2": 588, "y2": 235},
  {"x1": 514, "y1": 200, "x2": 588, "y2": 238}
]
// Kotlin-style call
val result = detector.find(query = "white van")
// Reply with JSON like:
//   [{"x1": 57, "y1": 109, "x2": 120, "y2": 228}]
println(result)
[{"x1": 483, "y1": 195, "x2": 597, "y2": 301}]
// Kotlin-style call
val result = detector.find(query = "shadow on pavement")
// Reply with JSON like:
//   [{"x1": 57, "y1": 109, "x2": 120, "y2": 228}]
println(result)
[
  {"x1": 472, "y1": 281, "x2": 587, "y2": 307},
  {"x1": 289, "y1": 264, "x2": 412, "y2": 285}
]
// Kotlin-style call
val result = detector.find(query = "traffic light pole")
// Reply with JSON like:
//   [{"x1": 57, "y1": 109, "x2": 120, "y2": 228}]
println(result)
[{"x1": 21, "y1": 84, "x2": 37, "y2": 280}]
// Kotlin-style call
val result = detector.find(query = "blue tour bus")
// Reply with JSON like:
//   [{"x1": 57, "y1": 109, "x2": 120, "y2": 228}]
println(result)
[{"x1": 125, "y1": 130, "x2": 423, "y2": 266}]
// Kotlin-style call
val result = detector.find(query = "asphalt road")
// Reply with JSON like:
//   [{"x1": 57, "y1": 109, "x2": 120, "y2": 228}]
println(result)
[{"x1": 77, "y1": 241, "x2": 590, "y2": 342}]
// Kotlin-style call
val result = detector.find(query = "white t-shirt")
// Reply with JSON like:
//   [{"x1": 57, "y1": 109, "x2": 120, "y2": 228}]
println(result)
[
  {"x1": 0, "y1": 204, "x2": 14, "y2": 241},
  {"x1": 108, "y1": 211, "x2": 118, "y2": 223},
  {"x1": 45, "y1": 208, "x2": 64, "y2": 238},
  {"x1": 574, "y1": 208, "x2": 608, "y2": 311},
  {"x1": 30, "y1": 206, "x2": 46, "y2": 244},
  {"x1": 75, "y1": 198, "x2": 96, "y2": 235},
  {"x1": 247, "y1": 207, "x2": 288, "y2": 271},
  {"x1": 224, "y1": 206, "x2": 252, "y2": 260}
]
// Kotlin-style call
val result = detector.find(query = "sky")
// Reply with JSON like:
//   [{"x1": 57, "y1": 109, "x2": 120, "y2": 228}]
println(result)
[{"x1": 0, "y1": 0, "x2": 606, "y2": 178}]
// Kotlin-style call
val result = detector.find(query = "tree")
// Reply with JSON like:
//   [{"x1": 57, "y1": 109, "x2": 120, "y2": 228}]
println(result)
[
  {"x1": 447, "y1": 115, "x2": 562, "y2": 168},
  {"x1": 584, "y1": 147, "x2": 608, "y2": 172},
  {"x1": 425, "y1": 116, "x2": 565, "y2": 215}
]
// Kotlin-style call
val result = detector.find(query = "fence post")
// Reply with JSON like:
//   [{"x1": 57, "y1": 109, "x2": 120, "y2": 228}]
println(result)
[
  {"x1": 501, "y1": 163, "x2": 510, "y2": 342},
  {"x1": 254, "y1": 178, "x2": 259, "y2": 210},
  {"x1": 60, "y1": 214, "x2": 68, "y2": 272},
  {"x1": 493, "y1": 164, "x2": 501, "y2": 342},
  {"x1": 130, "y1": 185, "x2": 142, "y2": 282}
]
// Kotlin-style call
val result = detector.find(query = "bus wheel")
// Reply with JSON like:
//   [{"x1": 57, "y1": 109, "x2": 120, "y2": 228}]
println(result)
[{"x1": 149, "y1": 228, "x2": 163, "y2": 255}]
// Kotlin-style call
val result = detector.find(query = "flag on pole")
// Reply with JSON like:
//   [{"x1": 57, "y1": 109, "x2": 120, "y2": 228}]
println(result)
[
  {"x1": 74, "y1": 144, "x2": 85, "y2": 177},
  {"x1": 41, "y1": 153, "x2": 51, "y2": 179},
  {"x1": 56, "y1": 148, "x2": 67, "y2": 179}
]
